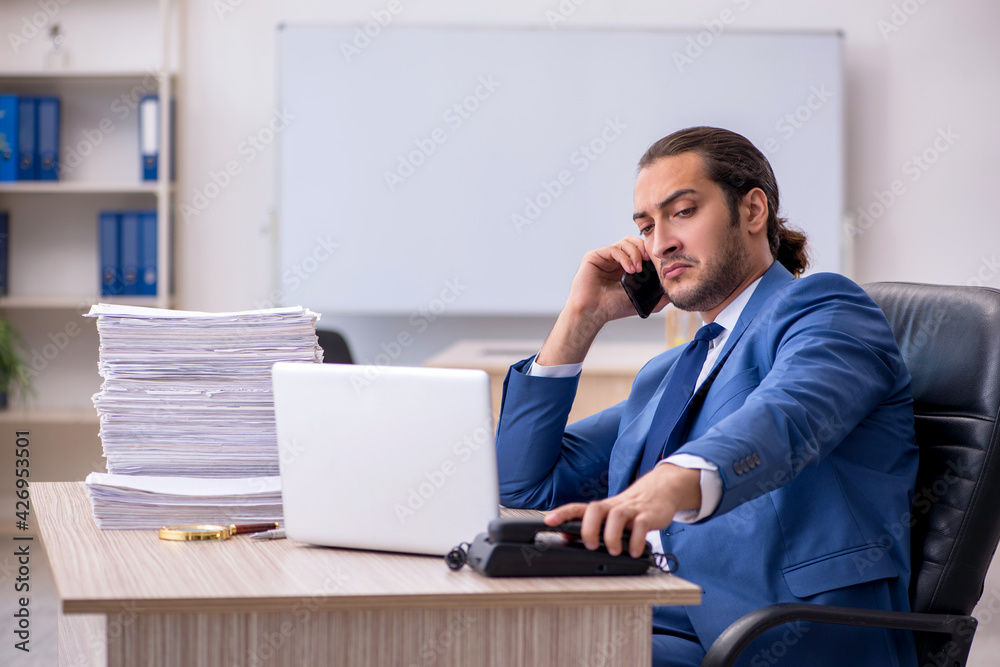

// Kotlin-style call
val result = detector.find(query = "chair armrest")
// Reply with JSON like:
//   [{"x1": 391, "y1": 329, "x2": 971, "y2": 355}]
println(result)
[{"x1": 701, "y1": 602, "x2": 977, "y2": 667}]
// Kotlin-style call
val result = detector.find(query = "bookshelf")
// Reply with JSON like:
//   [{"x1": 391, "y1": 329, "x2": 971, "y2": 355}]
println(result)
[
  {"x1": 0, "y1": 0, "x2": 178, "y2": 427},
  {"x1": 0, "y1": 181, "x2": 166, "y2": 194}
]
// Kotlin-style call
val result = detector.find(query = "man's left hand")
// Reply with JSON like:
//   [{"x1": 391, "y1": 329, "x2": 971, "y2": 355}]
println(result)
[{"x1": 543, "y1": 464, "x2": 702, "y2": 558}]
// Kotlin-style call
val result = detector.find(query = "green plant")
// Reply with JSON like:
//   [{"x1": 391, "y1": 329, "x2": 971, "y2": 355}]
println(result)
[{"x1": 0, "y1": 319, "x2": 33, "y2": 406}]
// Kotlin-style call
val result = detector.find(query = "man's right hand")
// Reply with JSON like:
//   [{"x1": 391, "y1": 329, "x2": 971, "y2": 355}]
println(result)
[{"x1": 535, "y1": 237, "x2": 668, "y2": 367}]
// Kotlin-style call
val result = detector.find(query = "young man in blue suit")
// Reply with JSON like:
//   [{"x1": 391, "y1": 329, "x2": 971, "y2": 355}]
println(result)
[{"x1": 494, "y1": 127, "x2": 918, "y2": 666}]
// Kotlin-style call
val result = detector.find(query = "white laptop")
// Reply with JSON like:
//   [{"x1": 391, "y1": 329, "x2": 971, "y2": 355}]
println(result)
[{"x1": 271, "y1": 362, "x2": 500, "y2": 556}]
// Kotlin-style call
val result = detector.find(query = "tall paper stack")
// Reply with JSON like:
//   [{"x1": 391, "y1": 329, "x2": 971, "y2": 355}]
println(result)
[{"x1": 83, "y1": 303, "x2": 322, "y2": 529}]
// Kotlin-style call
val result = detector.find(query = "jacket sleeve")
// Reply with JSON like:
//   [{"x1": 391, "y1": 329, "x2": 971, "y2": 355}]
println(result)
[
  {"x1": 674, "y1": 275, "x2": 914, "y2": 519},
  {"x1": 495, "y1": 356, "x2": 625, "y2": 509}
]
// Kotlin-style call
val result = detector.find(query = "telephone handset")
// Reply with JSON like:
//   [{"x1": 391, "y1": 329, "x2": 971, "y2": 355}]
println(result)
[
  {"x1": 446, "y1": 517, "x2": 676, "y2": 577},
  {"x1": 488, "y1": 517, "x2": 633, "y2": 545}
]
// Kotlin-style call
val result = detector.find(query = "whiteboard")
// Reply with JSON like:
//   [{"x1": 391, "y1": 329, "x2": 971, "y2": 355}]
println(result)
[{"x1": 277, "y1": 26, "x2": 843, "y2": 315}]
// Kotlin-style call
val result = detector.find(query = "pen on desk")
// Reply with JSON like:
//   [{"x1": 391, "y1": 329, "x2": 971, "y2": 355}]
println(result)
[{"x1": 250, "y1": 528, "x2": 286, "y2": 540}]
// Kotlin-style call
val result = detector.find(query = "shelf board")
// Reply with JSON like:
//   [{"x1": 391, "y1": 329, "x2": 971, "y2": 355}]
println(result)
[
  {"x1": 0, "y1": 70, "x2": 176, "y2": 81},
  {"x1": 0, "y1": 182, "x2": 171, "y2": 194},
  {"x1": 0, "y1": 295, "x2": 165, "y2": 310},
  {"x1": 0, "y1": 408, "x2": 97, "y2": 424}
]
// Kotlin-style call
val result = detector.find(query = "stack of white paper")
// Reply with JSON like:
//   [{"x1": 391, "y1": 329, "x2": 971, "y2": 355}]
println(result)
[
  {"x1": 85, "y1": 473, "x2": 283, "y2": 530},
  {"x1": 83, "y1": 303, "x2": 321, "y2": 529},
  {"x1": 87, "y1": 303, "x2": 321, "y2": 478}
]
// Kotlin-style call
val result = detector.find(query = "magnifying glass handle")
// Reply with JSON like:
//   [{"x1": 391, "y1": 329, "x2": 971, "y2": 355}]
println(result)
[{"x1": 228, "y1": 522, "x2": 280, "y2": 536}]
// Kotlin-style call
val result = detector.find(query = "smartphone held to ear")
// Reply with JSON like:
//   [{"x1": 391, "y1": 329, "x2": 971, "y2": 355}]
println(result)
[{"x1": 621, "y1": 258, "x2": 665, "y2": 318}]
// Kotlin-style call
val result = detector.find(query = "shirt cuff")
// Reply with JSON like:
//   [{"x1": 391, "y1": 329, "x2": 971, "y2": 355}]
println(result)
[
  {"x1": 525, "y1": 357, "x2": 583, "y2": 379},
  {"x1": 659, "y1": 454, "x2": 722, "y2": 523}
]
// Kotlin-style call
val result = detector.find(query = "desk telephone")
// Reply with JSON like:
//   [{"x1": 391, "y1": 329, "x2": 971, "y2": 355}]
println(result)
[{"x1": 446, "y1": 517, "x2": 677, "y2": 577}]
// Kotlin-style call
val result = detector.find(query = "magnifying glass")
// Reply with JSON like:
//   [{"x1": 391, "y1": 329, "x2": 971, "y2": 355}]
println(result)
[{"x1": 158, "y1": 522, "x2": 279, "y2": 542}]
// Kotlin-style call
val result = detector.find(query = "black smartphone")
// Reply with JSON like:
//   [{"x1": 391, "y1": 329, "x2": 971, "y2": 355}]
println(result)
[{"x1": 620, "y1": 258, "x2": 665, "y2": 319}]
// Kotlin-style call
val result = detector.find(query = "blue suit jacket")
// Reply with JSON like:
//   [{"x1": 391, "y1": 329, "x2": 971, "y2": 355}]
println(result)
[{"x1": 495, "y1": 262, "x2": 919, "y2": 665}]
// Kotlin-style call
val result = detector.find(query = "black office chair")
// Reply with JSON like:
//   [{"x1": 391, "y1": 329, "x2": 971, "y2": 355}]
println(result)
[
  {"x1": 316, "y1": 329, "x2": 354, "y2": 364},
  {"x1": 703, "y1": 282, "x2": 1000, "y2": 667}
]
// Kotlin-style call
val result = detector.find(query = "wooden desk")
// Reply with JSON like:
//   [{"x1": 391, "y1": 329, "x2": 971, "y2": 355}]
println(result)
[
  {"x1": 36, "y1": 482, "x2": 700, "y2": 667},
  {"x1": 425, "y1": 339, "x2": 667, "y2": 423}
]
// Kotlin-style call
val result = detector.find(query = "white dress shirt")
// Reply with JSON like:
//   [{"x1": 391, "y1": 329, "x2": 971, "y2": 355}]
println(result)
[{"x1": 527, "y1": 273, "x2": 765, "y2": 550}]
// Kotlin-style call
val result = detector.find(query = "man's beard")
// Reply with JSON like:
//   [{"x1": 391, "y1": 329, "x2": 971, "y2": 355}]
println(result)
[{"x1": 662, "y1": 216, "x2": 753, "y2": 313}]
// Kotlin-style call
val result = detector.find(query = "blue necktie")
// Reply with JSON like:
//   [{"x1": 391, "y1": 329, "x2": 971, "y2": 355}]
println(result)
[{"x1": 637, "y1": 322, "x2": 724, "y2": 477}]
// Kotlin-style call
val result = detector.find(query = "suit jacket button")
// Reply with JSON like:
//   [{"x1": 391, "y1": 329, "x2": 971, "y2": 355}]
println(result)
[{"x1": 752, "y1": 453, "x2": 761, "y2": 466}]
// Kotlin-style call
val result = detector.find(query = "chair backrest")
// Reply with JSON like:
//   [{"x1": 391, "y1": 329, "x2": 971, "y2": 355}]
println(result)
[
  {"x1": 864, "y1": 282, "x2": 1000, "y2": 620},
  {"x1": 317, "y1": 329, "x2": 354, "y2": 364}
]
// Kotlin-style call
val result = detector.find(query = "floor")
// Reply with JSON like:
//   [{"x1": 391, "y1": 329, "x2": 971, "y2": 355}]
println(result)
[
  {"x1": 2, "y1": 528, "x2": 998, "y2": 666},
  {"x1": 2, "y1": 529, "x2": 59, "y2": 666},
  {"x1": 968, "y1": 553, "x2": 1000, "y2": 665}
]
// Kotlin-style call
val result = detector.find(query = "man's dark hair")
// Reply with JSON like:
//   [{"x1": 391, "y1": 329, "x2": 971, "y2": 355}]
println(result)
[{"x1": 638, "y1": 126, "x2": 809, "y2": 277}]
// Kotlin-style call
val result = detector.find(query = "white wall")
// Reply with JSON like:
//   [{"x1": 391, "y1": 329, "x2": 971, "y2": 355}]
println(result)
[{"x1": 176, "y1": 0, "x2": 1000, "y2": 364}]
